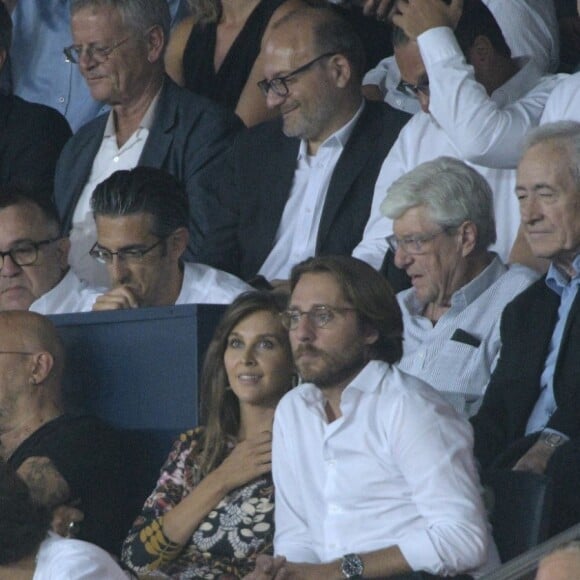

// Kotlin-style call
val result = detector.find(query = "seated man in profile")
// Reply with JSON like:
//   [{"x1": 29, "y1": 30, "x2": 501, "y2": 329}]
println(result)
[
  {"x1": 90, "y1": 167, "x2": 251, "y2": 310},
  {"x1": 0, "y1": 185, "x2": 102, "y2": 314},
  {"x1": 382, "y1": 157, "x2": 538, "y2": 416},
  {"x1": 249, "y1": 256, "x2": 499, "y2": 579},
  {"x1": 0, "y1": 310, "x2": 124, "y2": 554}
]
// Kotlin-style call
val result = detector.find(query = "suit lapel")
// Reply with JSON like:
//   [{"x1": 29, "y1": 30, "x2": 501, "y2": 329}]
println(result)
[
  {"x1": 316, "y1": 103, "x2": 379, "y2": 247},
  {"x1": 139, "y1": 79, "x2": 175, "y2": 169}
]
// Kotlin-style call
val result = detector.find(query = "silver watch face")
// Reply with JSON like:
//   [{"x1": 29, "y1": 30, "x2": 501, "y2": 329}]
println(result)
[
  {"x1": 341, "y1": 553, "x2": 364, "y2": 578},
  {"x1": 543, "y1": 432, "x2": 564, "y2": 447}
]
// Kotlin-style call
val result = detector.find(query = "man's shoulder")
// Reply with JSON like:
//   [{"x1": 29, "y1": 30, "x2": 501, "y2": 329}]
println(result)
[
  {"x1": 179, "y1": 261, "x2": 251, "y2": 304},
  {"x1": 495, "y1": 263, "x2": 541, "y2": 292}
]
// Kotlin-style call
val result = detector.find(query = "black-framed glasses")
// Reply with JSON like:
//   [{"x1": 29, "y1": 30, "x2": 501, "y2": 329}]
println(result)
[
  {"x1": 89, "y1": 238, "x2": 166, "y2": 264},
  {"x1": 386, "y1": 228, "x2": 452, "y2": 255},
  {"x1": 0, "y1": 238, "x2": 61, "y2": 268},
  {"x1": 397, "y1": 78, "x2": 430, "y2": 99},
  {"x1": 63, "y1": 36, "x2": 129, "y2": 64},
  {"x1": 280, "y1": 305, "x2": 356, "y2": 331},
  {"x1": 257, "y1": 52, "x2": 338, "y2": 97}
]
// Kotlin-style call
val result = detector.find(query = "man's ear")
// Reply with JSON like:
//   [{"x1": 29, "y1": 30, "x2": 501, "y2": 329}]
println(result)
[
  {"x1": 145, "y1": 24, "x2": 165, "y2": 64},
  {"x1": 56, "y1": 237, "x2": 71, "y2": 272},
  {"x1": 30, "y1": 351, "x2": 55, "y2": 386},
  {"x1": 168, "y1": 227, "x2": 189, "y2": 259},
  {"x1": 328, "y1": 54, "x2": 352, "y2": 89},
  {"x1": 458, "y1": 221, "x2": 478, "y2": 257}
]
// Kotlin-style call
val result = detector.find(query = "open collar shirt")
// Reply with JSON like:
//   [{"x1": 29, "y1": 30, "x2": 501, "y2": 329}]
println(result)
[
  {"x1": 258, "y1": 102, "x2": 364, "y2": 281},
  {"x1": 273, "y1": 360, "x2": 499, "y2": 577},
  {"x1": 398, "y1": 256, "x2": 538, "y2": 417},
  {"x1": 67, "y1": 92, "x2": 160, "y2": 288},
  {"x1": 353, "y1": 27, "x2": 561, "y2": 270}
]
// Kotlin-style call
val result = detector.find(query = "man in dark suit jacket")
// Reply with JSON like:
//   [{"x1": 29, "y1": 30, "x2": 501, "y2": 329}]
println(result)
[
  {"x1": 471, "y1": 120, "x2": 580, "y2": 535},
  {"x1": 198, "y1": 5, "x2": 409, "y2": 284},
  {"x1": 53, "y1": 0, "x2": 240, "y2": 287},
  {"x1": 0, "y1": 3, "x2": 71, "y2": 191}
]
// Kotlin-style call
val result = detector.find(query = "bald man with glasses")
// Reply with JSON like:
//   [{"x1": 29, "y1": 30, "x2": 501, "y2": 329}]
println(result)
[{"x1": 198, "y1": 4, "x2": 409, "y2": 287}]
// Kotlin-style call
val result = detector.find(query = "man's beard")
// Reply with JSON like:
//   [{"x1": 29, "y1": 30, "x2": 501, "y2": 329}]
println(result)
[{"x1": 294, "y1": 343, "x2": 367, "y2": 390}]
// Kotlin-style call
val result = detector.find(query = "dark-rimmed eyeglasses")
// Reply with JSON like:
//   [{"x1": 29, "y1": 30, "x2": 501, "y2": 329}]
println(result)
[
  {"x1": 0, "y1": 238, "x2": 61, "y2": 269},
  {"x1": 397, "y1": 78, "x2": 430, "y2": 98},
  {"x1": 63, "y1": 36, "x2": 129, "y2": 64},
  {"x1": 89, "y1": 238, "x2": 166, "y2": 264},
  {"x1": 386, "y1": 228, "x2": 452, "y2": 255},
  {"x1": 257, "y1": 52, "x2": 338, "y2": 97},
  {"x1": 280, "y1": 305, "x2": 356, "y2": 331}
]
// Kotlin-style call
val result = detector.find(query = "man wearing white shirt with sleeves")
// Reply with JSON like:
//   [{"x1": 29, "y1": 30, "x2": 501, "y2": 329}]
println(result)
[
  {"x1": 247, "y1": 256, "x2": 499, "y2": 579},
  {"x1": 352, "y1": 0, "x2": 561, "y2": 273}
]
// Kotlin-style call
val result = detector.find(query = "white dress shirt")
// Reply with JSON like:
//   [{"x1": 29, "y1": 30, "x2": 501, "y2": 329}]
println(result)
[
  {"x1": 68, "y1": 94, "x2": 160, "y2": 288},
  {"x1": 353, "y1": 31, "x2": 560, "y2": 270},
  {"x1": 397, "y1": 256, "x2": 539, "y2": 417},
  {"x1": 176, "y1": 262, "x2": 252, "y2": 305},
  {"x1": 34, "y1": 533, "x2": 130, "y2": 580},
  {"x1": 541, "y1": 73, "x2": 580, "y2": 123},
  {"x1": 258, "y1": 103, "x2": 364, "y2": 281},
  {"x1": 29, "y1": 269, "x2": 104, "y2": 315},
  {"x1": 273, "y1": 360, "x2": 500, "y2": 577}
]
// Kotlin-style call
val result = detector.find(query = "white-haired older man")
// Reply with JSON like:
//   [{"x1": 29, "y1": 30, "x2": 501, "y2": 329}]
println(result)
[{"x1": 382, "y1": 156, "x2": 538, "y2": 416}]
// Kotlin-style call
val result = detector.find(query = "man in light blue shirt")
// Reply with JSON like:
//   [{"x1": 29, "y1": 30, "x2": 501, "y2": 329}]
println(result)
[
  {"x1": 471, "y1": 121, "x2": 580, "y2": 537},
  {"x1": 8, "y1": 0, "x2": 189, "y2": 131}
]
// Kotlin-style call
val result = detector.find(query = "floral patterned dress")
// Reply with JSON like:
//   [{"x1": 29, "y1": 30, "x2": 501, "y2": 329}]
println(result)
[{"x1": 121, "y1": 427, "x2": 275, "y2": 579}]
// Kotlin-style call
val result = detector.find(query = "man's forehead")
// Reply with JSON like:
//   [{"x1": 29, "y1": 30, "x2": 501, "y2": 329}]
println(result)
[
  {"x1": 0, "y1": 203, "x2": 52, "y2": 236},
  {"x1": 263, "y1": 24, "x2": 314, "y2": 73},
  {"x1": 290, "y1": 272, "x2": 346, "y2": 306},
  {"x1": 95, "y1": 212, "x2": 156, "y2": 243}
]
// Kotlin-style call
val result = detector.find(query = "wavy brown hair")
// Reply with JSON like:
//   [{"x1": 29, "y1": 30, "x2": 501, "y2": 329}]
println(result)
[{"x1": 197, "y1": 291, "x2": 291, "y2": 477}]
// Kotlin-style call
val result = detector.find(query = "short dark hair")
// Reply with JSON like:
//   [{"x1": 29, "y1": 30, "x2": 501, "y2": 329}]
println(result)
[
  {"x1": 290, "y1": 256, "x2": 403, "y2": 364},
  {"x1": 274, "y1": 5, "x2": 366, "y2": 84},
  {"x1": 0, "y1": 2, "x2": 11, "y2": 56},
  {"x1": 91, "y1": 167, "x2": 189, "y2": 238},
  {"x1": 393, "y1": 0, "x2": 511, "y2": 59},
  {"x1": 0, "y1": 183, "x2": 61, "y2": 231},
  {"x1": 0, "y1": 462, "x2": 51, "y2": 565}
]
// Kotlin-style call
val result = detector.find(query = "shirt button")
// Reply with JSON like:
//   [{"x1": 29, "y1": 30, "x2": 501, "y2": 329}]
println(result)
[
  {"x1": 329, "y1": 504, "x2": 340, "y2": 513},
  {"x1": 327, "y1": 459, "x2": 336, "y2": 467},
  {"x1": 58, "y1": 96, "x2": 65, "y2": 103},
  {"x1": 113, "y1": 156, "x2": 119, "y2": 163}
]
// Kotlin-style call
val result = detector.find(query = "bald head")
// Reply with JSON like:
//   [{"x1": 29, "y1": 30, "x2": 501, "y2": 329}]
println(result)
[
  {"x1": 0, "y1": 311, "x2": 65, "y2": 385},
  {"x1": 536, "y1": 543, "x2": 580, "y2": 580}
]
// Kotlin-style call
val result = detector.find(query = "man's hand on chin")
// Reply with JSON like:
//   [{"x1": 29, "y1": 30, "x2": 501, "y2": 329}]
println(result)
[{"x1": 92, "y1": 285, "x2": 140, "y2": 310}]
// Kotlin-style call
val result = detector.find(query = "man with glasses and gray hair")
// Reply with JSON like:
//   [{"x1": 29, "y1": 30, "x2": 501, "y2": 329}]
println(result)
[
  {"x1": 198, "y1": 4, "x2": 409, "y2": 287},
  {"x1": 90, "y1": 167, "x2": 251, "y2": 310},
  {"x1": 0, "y1": 184, "x2": 102, "y2": 314},
  {"x1": 382, "y1": 156, "x2": 538, "y2": 417},
  {"x1": 54, "y1": 0, "x2": 240, "y2": 288}
]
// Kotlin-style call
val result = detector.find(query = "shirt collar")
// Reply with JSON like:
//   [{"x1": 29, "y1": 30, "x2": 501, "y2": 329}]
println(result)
[
  {"x1": 450, "y1": 254, "x2": 506, "y2": 309},
  {"x1": 491, "y1": 57, "x2": 542, "y2": 108},
  {"x1": 546, "y1": 254, "x2": 580, "y2": 295},
  {"x1": 297, "y1": 99, "x2": 365, "y2": 160},
  {"x1": 104, "y1": 86, "x2": 162, "y2": 138}
]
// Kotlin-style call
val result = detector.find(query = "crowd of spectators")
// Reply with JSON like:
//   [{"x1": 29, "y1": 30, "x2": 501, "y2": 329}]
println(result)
[{"x1": 0, "y1": 0, "x2": 579, "y2": 577}]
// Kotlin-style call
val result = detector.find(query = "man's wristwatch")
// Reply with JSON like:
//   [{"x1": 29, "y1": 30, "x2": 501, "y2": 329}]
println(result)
[
  {"x1": 539, "y1": 431, "x2": 566, "y2": 448},
  {"x1": 341, "y1": 553, "x2": 364, "y2": 579}
]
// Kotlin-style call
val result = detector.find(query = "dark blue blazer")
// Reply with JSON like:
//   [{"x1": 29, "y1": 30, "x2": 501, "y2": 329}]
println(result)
[
  {"x1": 53, "y1": 77, "x2": 241, "y2": 259},
  {"x1": 198, "y1": 100, "x2": 410, "y2": 280}
]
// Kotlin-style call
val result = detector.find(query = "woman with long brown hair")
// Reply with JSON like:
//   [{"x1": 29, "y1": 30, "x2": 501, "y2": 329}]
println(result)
[{"x1": 122, "y1": 292, "x2": 295, "y2": 578}]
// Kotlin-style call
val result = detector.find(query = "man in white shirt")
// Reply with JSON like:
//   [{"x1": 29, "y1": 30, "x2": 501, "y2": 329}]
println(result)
[
  {"x1": 198, "y1": 5, "x2": 409, "y2": 285},
  {"x1": 0, "y1": 185, "x2": 101, "y2": 315},
  {"x1": 249, "y1": 255, "x2": 499, "y2": 579},
  {"x1": 382, "y1": 157, "x2": 537, "y2": 417},
  {"x1": 90, "y1": 167, "x2": 251, "y2": 310},
  {"x1": 353, "y1": 0, "x2": 560, "y2": 273},
  {"x1": 54, "y1": 0, "x2": 240, "y2": 287}
]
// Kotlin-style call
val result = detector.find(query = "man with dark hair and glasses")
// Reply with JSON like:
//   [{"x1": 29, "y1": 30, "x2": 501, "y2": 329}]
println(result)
[
  {"x1": 54, "y1": 0, "x2": 240, "y2": 288},
  {"x1": 0, "y1": 184, "x2": 103, "y2": 314},
  {"x1": 353, "y1": 0, "x2": 561, "y2": 275},
  {"x1": 198, "y1": 4, "x2": 409, "y2": 286},
  {"x1": 382, "y1": 156, "x2": 537, "y2": 418},
  {"x1": 90, "y1": 167, "x2": 251, "y2": 310},
  {"x1": 246, "y1": 255, "x2": 499, "y2": 579}
]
